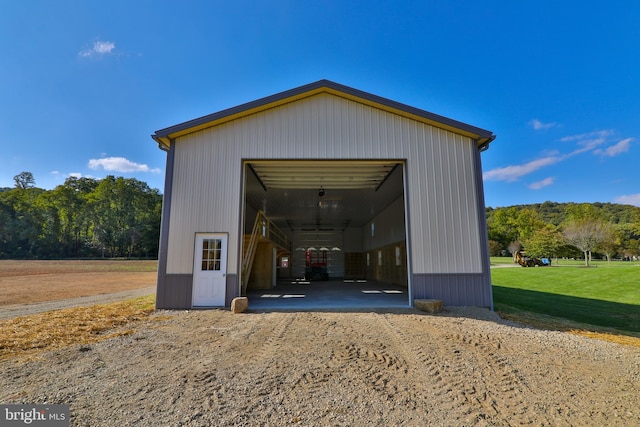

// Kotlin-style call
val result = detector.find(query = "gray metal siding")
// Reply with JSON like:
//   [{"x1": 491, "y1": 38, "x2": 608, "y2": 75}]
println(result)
[
  {"x1": 156, "y1": 274, "x2": 192, "y2": 309},
  {"x1": 166, "y1": 93, "x2": 484, "y2": 278},
  {"x1": 166, "y1": 136, "x2": 243, "y2": 274},
  {"x1": 412, "y1": 273, "x2": 492, "y2": 307},
  {"x1": 156, "y1": 274, "x2": 238, "y2": 309},
  {"x1": 404, "y1": 127, "x2": 482, "y2": 274},
  {"x1": 225, "y1": 274, "x2": 239, "y2": 307}
]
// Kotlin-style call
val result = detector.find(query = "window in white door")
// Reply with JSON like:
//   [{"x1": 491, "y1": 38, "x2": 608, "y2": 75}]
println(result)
[{"x1": 201, "y1": 239, "x2": 222, "y2": 271}]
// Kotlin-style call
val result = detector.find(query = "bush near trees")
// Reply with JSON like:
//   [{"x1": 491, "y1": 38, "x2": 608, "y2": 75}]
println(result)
[
  {"x1": 486, "y1": 202, "x2": 640, "y2": 263},
  {"x1": 0, "y1": 172, "x2": 162, "y2": 259}
]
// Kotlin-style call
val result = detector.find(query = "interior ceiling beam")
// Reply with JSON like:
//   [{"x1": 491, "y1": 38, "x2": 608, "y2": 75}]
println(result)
[
  {"x1": 252, "y1": 170, "x2": 391, "y2": 177},
  {"x1": 262, "y1": 183, "x2": 379, "y2": 189},
  {"x1": 249, "y1": 160, "x2": 399, "y2": 167},
  {"x1": 375, "y1": 163, "x2": 400, "y2": 192},
  {"x1": 250, "y1": 164, "x2": 398, "y2": 175},
  {"x1": 259, "y1": 178, "x2": 387, "y2": 185},
  {"x1": 249, "y1": 160, "x2": 402, "y2": 191},
  {"x1": 260, "y1": 177, "x2": 384, "y2": 184}
]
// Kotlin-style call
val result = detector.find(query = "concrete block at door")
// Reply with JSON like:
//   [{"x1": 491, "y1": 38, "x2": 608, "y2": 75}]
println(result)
[
  {"x1": 231, "y1": 297, "x2": 249, "y2": 314},
  {"x1": 414, "y1": 299, "x2": 443, "y2": 313}
]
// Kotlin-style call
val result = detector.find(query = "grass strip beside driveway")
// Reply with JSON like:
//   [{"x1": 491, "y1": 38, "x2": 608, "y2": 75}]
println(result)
[
  {"x1": 0, "y1": 295, "x2": 157, "y2": 361},
  {"x1": 492, "y1": 265, "x2": 640, "y2": 346}
]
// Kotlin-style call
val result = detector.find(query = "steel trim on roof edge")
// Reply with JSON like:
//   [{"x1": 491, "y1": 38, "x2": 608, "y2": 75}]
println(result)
[{"x1": 152, "y1": 80, "x2": 496, "y2": 149}]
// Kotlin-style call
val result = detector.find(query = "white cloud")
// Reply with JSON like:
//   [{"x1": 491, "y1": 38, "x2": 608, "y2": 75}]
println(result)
[
  {"x1": 594, "y1": 137, "x2": 633, "y2": 157},
  {"x1": 88, "y1": 157, "x2": 161, "y2": 174},
  {"x1": 560, "y1": 129, "x2": 614, "y2": 155},
  {"x1": 560, "y1": 129, "x2": 614, "y2": 143},
  {"x1": 614, "y1": 193, "x2": 640, "y2": 207},
  {"x1": 529, "y1": 119, "x2": 558, "y2": 130},
  {"x1": 483, "y1": 156, "x2": 561, "y2": 182},
  {"x1": 528, "y1": 177, "x2": 555, "y2": 190},
  {"x1": 79, "y1": 40, "x2": 116, "y2": 58},
  {"x1": 484, "y1": 128, "x2": 634, "y2": 184},
  {"x1": 69, "y1": 172, "x2": 83, "y2": 179}
]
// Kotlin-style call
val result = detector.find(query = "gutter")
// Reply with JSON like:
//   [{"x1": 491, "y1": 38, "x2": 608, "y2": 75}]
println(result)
[
  {"x1": 152, "y1": 134, "x2": 171, "y2": 152},
  {"x1": 477, "y1": 134, "x2": 497, "y2": 152}
]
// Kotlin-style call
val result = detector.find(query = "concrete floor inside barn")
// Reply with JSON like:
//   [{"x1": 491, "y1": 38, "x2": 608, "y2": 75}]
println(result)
[{"x1": 246, "y1": 279, "x2": 410, "y2": 310}]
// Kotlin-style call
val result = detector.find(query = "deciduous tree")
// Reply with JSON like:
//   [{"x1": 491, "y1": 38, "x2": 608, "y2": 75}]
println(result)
[
  {"x1": 507, "y1": 241, "x2": 522, "y2": 263},
  {"x1": 488, "y1": 240, "x2": 503, "y2": 257},
  {"x1": 597, "y1": 223, "x2": 619, "y2": 263},
  {"x1": 13, "y1": 171, "x2": 35, "y2": 189},
  {"x1": 562, "y1": 219, "x2": 609, "y2": 267},
  {"x1": 0, "y1": 173, "x2": 162, "y2": 259},
  {"x1": 523, "y1": 225, "x2": 563, "y2": 261}
]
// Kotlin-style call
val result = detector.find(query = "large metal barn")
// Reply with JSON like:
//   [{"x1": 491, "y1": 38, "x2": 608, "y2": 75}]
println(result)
[{"x1": 151, "y1": 80, "x2": 495, "y2": 310}]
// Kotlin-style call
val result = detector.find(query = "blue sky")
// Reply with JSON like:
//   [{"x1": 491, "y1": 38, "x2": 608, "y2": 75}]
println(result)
[{"x1": 1, "y1": 1, "x2": 638, "y2": 208}]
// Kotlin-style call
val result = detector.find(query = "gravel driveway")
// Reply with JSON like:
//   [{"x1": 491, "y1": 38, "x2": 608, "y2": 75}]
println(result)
[
  {"x1": 1, "y1": 306, "x2": 639, "y2": 426},
  {"x1": 0, "y1": 286, "x2": 156, "y2": 320}
]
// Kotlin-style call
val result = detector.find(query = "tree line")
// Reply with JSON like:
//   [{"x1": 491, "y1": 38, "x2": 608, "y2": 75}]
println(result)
[
  {"x1": 3, "y1": 171, "x2": 639, "y2": 265},
  {"x1": 0, "y1": 172, "x2": 162, "y2": 259},
  {"x1": 486, "y1": 201, "x2": 640, "y2": 266}
]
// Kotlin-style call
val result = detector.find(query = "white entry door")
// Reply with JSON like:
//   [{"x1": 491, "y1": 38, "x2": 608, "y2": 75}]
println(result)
[{"x1": 192, "y1": 233, "x2": 228, "y2": 307}]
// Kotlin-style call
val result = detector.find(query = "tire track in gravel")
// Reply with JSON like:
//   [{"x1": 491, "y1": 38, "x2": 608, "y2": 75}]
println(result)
[
  {"x1": 250, "y1": 312, "x2": 299, "y2": 363},
  {"x1": 3, "y1": 309, "x2": 639, "y2": 426},
  {"x1": 300, "y1": 312, "x2": 425, "y2": 412},
  {"x1": 385, "y1": 314, "x2": 515, "y2": 422},
  {"x1": 208, "y1": 312, "x2": 307, "y2": 421},
  {"x1": 379, "y1": 313, "x2": 556, "y2": 425},
  {"x1": 285, "y1": 316, "x2": 346, "y2": 410},
  {"x1": 340, "y1": 313, "x2": 453, "y2": 415},
  {"x1": 413, "y1": 315, "x2": 587, "y2": 425},
  {"x1": 161, "y1": 312, "x2": 273, "y2": 420},
  {"x1": 438, "y1": 329, "x2": 535, "y2": 424}
]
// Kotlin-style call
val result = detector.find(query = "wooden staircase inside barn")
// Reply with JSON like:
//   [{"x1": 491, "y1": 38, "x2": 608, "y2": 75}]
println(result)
[{"x1": 241, "y1": 210, "x2": 291, "y2": 294}]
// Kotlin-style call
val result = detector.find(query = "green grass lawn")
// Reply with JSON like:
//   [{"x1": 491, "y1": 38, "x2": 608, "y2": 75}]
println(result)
[{"x1": 491, "y1": 262, "x2": 640, "y2": 334}]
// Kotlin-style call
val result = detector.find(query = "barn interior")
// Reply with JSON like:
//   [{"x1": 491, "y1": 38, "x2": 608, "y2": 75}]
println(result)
[{"x1": 242, "y1": 160, "x2": 410, "y2": 307}]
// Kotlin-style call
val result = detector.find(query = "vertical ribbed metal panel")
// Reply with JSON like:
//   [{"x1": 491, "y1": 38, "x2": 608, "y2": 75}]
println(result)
[
  {"x1": 412, "y1": 273, "x2": 491, "y2": 307},
  {"x1": 403, "y1": 126, "x2": 482, "y2": 274},
  {"x1": 156, "y1": 274, "x2": 192, "y2": 309},
  {"x1": 166, "y1": 132, "x2": 242, "y2": 274},
  {"x1": 166, "y1": 92, "x2": 483, "y2": 276}
]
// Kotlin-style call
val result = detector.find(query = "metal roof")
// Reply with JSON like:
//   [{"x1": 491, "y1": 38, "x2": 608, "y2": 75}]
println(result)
[{"x1": 151, "y1": 79, "x2": 495, "y2": 150}]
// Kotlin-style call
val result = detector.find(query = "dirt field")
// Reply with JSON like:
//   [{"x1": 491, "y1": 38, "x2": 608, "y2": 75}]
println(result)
[
  {"x1": 1, "y1": 261, "x2": 639, "y2": 426},
  {"x1": 0, "y1": 260, "x2": 156, "y2": 306}
]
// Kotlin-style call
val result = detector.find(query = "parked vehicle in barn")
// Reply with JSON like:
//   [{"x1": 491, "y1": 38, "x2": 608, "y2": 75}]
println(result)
[{"x1": 305, "y1": 249, "x2": 330, "y2": 280}]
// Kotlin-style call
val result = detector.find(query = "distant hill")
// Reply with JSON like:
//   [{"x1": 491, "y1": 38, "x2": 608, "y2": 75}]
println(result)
[{"x1": 486, "y1": 201, "x2": 640, "y2": 226}]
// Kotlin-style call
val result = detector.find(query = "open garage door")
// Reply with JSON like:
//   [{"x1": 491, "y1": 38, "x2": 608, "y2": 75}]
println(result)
[{"x1": 241, "y1": 160, "x2": 411, "y2": 309}]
